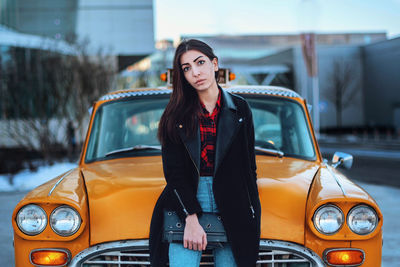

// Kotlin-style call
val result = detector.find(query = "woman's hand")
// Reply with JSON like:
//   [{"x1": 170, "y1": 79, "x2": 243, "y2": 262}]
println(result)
[{"x1": 183, "y1": 214, "x2": 207, "y2": 251}]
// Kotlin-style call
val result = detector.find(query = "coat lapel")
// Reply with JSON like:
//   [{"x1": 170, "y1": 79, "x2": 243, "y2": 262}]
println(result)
[
  {"x1": 214, "y1": 89, "x2": 241, "y2": 176},
  {"x1": 177, "y1": 121, "x2": 201, "y2": 172},
  {"x1": 176, "y1": 89, "x2": 242, "y2": 176}
]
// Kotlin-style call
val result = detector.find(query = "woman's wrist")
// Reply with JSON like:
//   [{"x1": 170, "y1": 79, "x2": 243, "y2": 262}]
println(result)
[{"x1": 185, "y1": 213, "x2": 199, "y2": 223}]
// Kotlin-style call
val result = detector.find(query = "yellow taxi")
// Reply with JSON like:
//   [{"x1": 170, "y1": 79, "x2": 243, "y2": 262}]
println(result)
[{"x1": 12, "y1": 70, "x2": 382, "y2": 266}]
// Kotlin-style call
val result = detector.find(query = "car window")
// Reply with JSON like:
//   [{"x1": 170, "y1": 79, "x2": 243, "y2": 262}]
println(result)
[{"x1": 248, "y1": 97, "x2": 315, "y2": 160}]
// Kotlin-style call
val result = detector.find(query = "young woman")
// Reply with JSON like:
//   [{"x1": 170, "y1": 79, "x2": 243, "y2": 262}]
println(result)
[{"x1": 149, "y1": 39, "x2": 261, "y2": 267}]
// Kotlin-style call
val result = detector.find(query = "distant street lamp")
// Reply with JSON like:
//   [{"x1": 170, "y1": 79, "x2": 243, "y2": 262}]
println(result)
[{"x1": 297, "y1": 0, "x2": 320, "y2": 137}]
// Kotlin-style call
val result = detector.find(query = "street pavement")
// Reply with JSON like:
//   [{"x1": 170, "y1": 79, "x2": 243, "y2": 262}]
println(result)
[
  {"x1": 0, "y1": 191, "x2": 26, "y2": 267},
  {"x1": 359, "y1": 182, "x2": 400, "y2": 266},
  {"x1": 319, "y1": 139, "x2": 400, "y2": 188}
]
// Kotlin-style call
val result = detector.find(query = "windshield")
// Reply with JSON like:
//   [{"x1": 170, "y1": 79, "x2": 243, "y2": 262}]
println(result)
[
  {"x1": 250, "y1": 97, "x2": 315, "y2": 160},
  {"x1": 85, "y1": 95, "x2": 315, "y2": 162},
  {"x1": 85, "y1": 97, "x2": 169, "y2": 162}
]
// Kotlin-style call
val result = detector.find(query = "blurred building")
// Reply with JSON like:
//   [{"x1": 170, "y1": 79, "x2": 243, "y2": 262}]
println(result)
[
  {"x1": 0, "y1": 0, "x2": 78, "y2": 40},
  {"x1": 228, "y1": 34, "x2": 399, "y2": 134},
  {"x1": 183, "y1": 33, "x2": 385, "y2": 63},
  {"x1": 0, "y1": 0, "x2": 155, "y2": 150},
  {"x1": 127, "y1": 33, "x2": 400, "y2": 133},
  {"x1": 0, "y1": 0, "x2": 155, "y2": 70},
  {"x1": 0, "y1": 0, "x2": 155, "y2": 114},
  {"x1": 363, "y1": 37, "x2": 400, "y2": 134}
]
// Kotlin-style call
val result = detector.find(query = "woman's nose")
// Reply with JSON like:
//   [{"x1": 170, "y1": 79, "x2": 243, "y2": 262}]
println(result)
[{"x1": 192, "y1": 67, "x2": 200, "y2": 76}]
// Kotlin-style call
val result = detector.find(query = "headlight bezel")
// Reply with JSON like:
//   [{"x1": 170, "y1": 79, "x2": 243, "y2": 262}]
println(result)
[
  {"x1": 50, "y1": 205, "x2": 82, "y2": 237},
  {"x1": 16, "y1": 204, "x2": 48, "y2": 236},
  {"x1": 313, "y1": 204, "x2": 345, "y2": 235},
  {"x1": 347, "y1": 204, "x2": 378, "y2": 235}
]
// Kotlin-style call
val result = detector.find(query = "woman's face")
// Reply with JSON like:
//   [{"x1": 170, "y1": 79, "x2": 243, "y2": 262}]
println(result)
[{"x1": 180, "y1": 50, "x2": 218, "y2": 92}]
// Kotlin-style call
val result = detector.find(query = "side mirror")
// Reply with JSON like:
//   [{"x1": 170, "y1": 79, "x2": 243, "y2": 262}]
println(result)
[{"x1": 332, "y1": 152, "x2": 353, "y2": 169}]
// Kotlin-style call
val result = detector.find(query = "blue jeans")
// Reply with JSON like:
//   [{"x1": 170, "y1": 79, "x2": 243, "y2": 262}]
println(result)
[{"x1": 169, "y1": 176, "x2": 237, "y2": 267}]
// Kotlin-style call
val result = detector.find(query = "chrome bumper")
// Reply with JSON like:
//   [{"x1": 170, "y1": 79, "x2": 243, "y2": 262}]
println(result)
[{"x1": 69, "y1": 239, "x2": 325, "y2": 266}]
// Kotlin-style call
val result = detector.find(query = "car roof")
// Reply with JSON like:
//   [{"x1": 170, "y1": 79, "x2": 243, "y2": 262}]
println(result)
[{"x1": 98, "y1": 85, "x2": 302, "y2": 102}]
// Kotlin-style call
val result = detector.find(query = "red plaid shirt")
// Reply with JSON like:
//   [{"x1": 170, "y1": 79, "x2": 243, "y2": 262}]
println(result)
[{"x1": 199, "y1": 89, "x2": 222, "y2": 176}]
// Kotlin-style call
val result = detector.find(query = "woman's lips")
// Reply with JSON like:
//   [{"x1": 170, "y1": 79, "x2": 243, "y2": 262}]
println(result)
[{"x1": 195, "y1": 79, "x2": 206, "y2": 85}]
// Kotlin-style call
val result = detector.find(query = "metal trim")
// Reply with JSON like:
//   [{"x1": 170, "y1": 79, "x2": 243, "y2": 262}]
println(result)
[
  {"x1": 173, "y1": 189, "x2": 189, "y2": 216},
  {"x1": 259, "y1": 239, "x2": 325, "y2": 266},
  {"x1": 69, "y1": 240, "x2": 149, "y2": 267},
  {"x1": 323, "y1": 248, "x2": 365, "y2": 267},
  {"x1": 69, "y1": 239, "x2": 324, "y2": 266},
  {"x1": 29, "y1": 248, "x2": 71, "y2": 267},
  {"x1": 325, "y1": 163, "x2": 347, "y2": 196},
  {"x1": 48, "y1": 169, "x2": 74, "y2": 196}
]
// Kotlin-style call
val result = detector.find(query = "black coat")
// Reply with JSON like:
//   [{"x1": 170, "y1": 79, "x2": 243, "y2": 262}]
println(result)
[{"x1": 149, "y1": 89, "x2": 261, "y2": 267}]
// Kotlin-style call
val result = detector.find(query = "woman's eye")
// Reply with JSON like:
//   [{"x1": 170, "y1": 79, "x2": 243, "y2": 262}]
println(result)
[
  {"x1": 198, "y1": 60, "x2": 205, "y2": 65},
  {"x1": 182, "y1": 66, "x2": 190, "y2": 72}
]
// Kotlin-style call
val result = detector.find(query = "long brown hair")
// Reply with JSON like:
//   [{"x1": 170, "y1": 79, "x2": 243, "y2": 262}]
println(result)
[{"x1": 158, "y1": 39, "x2": 219, "y2": 145}]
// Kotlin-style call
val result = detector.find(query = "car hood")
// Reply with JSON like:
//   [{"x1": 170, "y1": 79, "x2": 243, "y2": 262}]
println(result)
[
  {"x1": 256, "y1": 156, "x2": 320, "y2": 244},
  {"x1": 81, "y1": 156, "x2": 320, "y2": 245}
]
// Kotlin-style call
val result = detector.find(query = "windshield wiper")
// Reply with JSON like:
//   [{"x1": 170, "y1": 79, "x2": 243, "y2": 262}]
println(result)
[
  {"x1": 105, "y1": 145, "x2": 161, "y2": 157},
  {"x1": 254, "y1": 146, "x2": 284, "y2": 158}
]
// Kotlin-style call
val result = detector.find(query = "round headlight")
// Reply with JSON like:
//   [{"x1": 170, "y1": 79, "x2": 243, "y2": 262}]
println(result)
[
  {"x1": 313, "y1": 204, "x2": 344, "y2": 235},
  {"x1": 348, "y1": 205, "x2": 378, "y2": 235},
  {"x1": 16, "y1": 204, "x2": 47, "y2": 235},
  {"x1": 50, "y1": 206, "x2": 81, "y2": 236}
]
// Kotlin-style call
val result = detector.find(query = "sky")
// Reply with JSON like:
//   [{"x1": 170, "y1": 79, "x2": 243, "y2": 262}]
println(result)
[{"x1": 154, "y1": 0, "x2": 400, "y2": 41}]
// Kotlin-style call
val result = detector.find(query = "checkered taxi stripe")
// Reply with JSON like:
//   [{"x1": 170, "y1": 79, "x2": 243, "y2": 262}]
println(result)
[{"x1": 98, "y1": 87, "x2": 300, "y2": 101}]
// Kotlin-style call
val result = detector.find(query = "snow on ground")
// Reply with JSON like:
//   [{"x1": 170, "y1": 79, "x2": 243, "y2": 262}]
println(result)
[{"x1": 0, "y1": 161, "x2": 77, "y2": 192}]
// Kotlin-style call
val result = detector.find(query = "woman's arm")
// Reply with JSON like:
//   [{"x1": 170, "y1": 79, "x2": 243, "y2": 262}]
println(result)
[
  {"x1": 162, "y1": 138, "x2": 207, "y2": 250},
  {"x1": 162, "y1": 138, "x2": 202, "y2": 219}
]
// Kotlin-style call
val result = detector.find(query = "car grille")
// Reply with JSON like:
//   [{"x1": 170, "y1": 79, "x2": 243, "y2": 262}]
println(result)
[
  {"x1": 71, "y1": 240, "x2": 324, "y2": 267},
  {"x1": 82, "y1": 249, "x2": 150, "y2": 266}
]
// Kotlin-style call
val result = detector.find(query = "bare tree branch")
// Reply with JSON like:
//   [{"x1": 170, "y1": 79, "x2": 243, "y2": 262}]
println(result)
[
  {"x1": 1, "y1": 40, "x2": 116, "y2": 164},
  {"x1": 325, "y1": 59, "x2": 359, "y2": 127}
]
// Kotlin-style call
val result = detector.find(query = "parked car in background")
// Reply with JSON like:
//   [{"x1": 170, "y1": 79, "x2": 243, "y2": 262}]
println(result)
[{"x1": 12, "y1": 69, "x2": 382, "y2": 266}]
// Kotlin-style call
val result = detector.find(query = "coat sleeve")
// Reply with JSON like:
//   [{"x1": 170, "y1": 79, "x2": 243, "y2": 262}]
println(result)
[
  {"x1": 244, "y1": 101, "x2": 257, "y2": 183},
  {"x1": 244, "y1": 100, "x2": 262, "y2": 214},
  {"x1": 161, "y1": 138, "x2": 202, "y2": 219}
]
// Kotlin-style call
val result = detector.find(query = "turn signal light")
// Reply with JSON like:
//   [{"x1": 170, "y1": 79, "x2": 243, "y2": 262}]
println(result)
[
  {"x1": 30, "y1": 249, "x2": 70, "y2": 266},
  {"x1": 324, "y1": 249, "x2": 364, "y2": 266},
  {"x1": 160, "y1": 72, "x2": 167, "y2": 82},
  {"x1": 229, "y1": 72, "x2": 236, "y2": 81}
]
